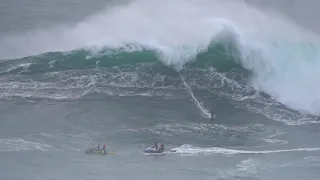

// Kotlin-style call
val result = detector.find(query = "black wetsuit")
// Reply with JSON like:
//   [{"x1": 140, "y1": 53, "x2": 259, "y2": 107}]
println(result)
[
  {"x1": 210, "y1": 111, "x2": 214, "y2": 121},
  {"x1": 156, "y1": 147, "x2": 164, "y2": 153}
]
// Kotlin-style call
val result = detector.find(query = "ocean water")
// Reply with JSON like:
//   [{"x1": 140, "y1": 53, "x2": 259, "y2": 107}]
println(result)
[{"x1": 1, "y1": 0, "x2": 320, "y2": 179}]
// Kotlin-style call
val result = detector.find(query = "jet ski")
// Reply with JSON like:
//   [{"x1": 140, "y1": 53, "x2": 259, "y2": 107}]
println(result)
[
  {"x1": 85, "y1": 147, "x2": 107, "y2": 155},
  {"x1": 143, "y1": 143, "x2": 165, "y2": 154},
  {"x1": 85, "y1": 147, "x2": 116, "y2": 155},
  {"x1": 143, "y1": 147, "x2": 160, "y2": 153}
]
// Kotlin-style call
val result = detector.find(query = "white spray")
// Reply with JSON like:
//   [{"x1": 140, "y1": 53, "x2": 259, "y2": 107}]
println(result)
[{"x1": 180, "y1": 75, "x2": 211, "y2": 118}]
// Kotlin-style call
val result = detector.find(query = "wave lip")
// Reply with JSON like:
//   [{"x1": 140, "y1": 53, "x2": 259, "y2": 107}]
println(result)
[{"x1": 0, "y1": 0, "x2": 246, "y2": 70}]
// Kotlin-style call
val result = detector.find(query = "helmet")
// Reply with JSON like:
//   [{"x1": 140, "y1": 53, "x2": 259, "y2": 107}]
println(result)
[{"x1": 103, "y1": 144, "x2": 107, "y2": 147}]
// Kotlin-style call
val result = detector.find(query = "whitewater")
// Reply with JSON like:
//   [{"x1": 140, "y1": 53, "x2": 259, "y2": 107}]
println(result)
[{"x1": 1, "y1": 0, "x2": 320, "y2": 180}]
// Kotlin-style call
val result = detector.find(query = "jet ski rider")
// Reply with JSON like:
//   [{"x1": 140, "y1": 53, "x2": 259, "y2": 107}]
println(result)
[
  {"x1": 151, "y1": 142, "x2": 158, "y2": 151},
  {"x1": 156, "y1": 143, "x2": 164, "y2": 153},
  {"x1": 102, "y1": 144, "x2": 107, "y2": 153}
]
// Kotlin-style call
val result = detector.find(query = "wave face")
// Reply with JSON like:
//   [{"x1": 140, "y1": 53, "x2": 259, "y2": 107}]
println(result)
[{"x1": 1, "y1": 0, "x2": 320, "y2": 119}]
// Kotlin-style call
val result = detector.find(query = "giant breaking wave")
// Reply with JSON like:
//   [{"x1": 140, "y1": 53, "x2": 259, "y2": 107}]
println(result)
[{"x1": 1, "y1": 0, "x2": 320, "y2": 118}]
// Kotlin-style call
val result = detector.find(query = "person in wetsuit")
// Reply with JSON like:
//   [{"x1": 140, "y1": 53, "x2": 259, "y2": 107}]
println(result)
[
  {"x1": 151, "y1": 142, "x2": 158, "y2": 151},
  {"x1": 102, "y1": 144, "x2": 107, "y2": 154},
  {"x1": 210, "y1": 110, "x2": 215, "y2": 122},
  {"x1": 156, "y1": 143, "x2": 164, "y2": 153}
]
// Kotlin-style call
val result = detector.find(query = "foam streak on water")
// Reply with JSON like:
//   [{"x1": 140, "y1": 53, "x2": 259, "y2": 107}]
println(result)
[
  {"x1": 172, "y1": 144, "x2": 320, "y2": 156},
  {"x1": 180, "y1": 75, "x2": 210, "y2": 118}
]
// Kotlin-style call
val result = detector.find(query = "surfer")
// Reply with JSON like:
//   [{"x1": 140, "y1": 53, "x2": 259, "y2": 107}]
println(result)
[{"x1": 210, "y1": 110, "x2": 215, "y2": 121}]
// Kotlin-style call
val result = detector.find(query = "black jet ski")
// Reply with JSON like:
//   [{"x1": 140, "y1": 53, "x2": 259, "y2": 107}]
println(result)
[
  {"x1": 85, "y1": 147, "x2": 116, "y2": 155},
  {"x1": 143, "y1": 143, "x2": 165, "y2": 154},
  {"x1": 143, "y1": 147, "x2": 162, "y2": 153}
]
